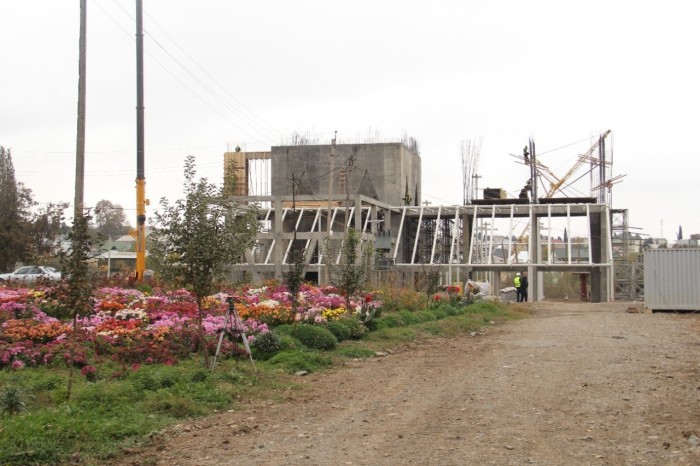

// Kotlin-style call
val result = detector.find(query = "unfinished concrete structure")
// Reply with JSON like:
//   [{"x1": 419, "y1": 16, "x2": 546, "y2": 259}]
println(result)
[
  {"x1": 226, "y1": 141, "x2": 615, "y2": 303},
  {"x1": 270, "y1": 142, "x2": 421, "y2": 207}
]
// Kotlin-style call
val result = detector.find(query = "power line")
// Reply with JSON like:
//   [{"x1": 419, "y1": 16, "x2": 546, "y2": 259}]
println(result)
[
  {"x1": 93, "y1": 0, "x2": 279, "y2": 145},
  {"x1": 141, "y1": 7, "x2": 280, "y2": 138}
]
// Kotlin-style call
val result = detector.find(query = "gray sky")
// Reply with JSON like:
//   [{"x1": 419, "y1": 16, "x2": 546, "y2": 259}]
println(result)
[{"x1": 1, "y1": 0, "x2": 698, "y2": 242}]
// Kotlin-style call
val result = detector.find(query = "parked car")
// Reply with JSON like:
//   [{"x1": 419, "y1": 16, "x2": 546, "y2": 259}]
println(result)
[{"x1": 0, "y1": 266, "x2": 62, "y2": 283}]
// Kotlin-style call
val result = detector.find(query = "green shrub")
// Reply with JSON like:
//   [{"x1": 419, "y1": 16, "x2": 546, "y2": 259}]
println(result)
[
  {"x1": 279, "y1": 334, "x2": 306, "y2": 351},
  {"x1": 273, "y1": 324, "x2": 294, "y2": 336},
  {"x1": 288, "y1": 324, "x2": 338, "y2": 350},
  {"x1": 324, "y1": 321, "x2": 351, "y2": 342},
  {"x1": 251, "y1": 331, "x2": 284, "y2": 360},
  {"x1": 337, "y1": 317, "x2": 368, "y2": 339},
  {"x1": 0, "y1": 386, "x2": 29, "y2": 416},
  {"x1": 252, "y1": 331, "x2": 283, "y2": 353}
]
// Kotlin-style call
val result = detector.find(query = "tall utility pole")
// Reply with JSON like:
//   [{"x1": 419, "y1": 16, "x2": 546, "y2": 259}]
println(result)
[
  {"x1": 324, "y1": 131, "x2": 337, "y2": 284},
  {"x1": 74, "y1": 0, "x2": 87, "y2": 221},
  {"x1": 134, "y1": 0, "x2": 147, "y2": 279}
]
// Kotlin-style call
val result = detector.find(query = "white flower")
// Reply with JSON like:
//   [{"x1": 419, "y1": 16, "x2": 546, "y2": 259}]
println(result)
[{"x1": 258, "y1": 299, "x2": 280, "y2": 309}]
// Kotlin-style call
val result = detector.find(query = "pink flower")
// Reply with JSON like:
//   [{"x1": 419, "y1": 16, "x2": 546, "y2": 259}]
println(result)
[
  {"x1": 81, "y1": 365, "x2": 97, "y2": 381},
  {"x1": 11, "y1": 359, "x2": 25, "y2": 370}
]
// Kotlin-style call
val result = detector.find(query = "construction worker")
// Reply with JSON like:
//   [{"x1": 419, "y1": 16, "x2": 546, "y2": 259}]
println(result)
[
  {"x1": 514, "y1": 272, "x2": 521, "y2": 302},
  {"x1": 520, "y1": 272, "x2": 529, "y2": 302}
]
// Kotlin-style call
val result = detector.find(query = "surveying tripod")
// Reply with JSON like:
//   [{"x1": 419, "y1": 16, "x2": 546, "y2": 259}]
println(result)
[{"x1": 211, "y1": 296, "x2": 256, "y2": 371}]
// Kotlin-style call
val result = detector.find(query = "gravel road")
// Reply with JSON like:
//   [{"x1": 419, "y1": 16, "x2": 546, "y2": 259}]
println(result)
[{"x1": 123, "y1": 302, "x2": 700, "y2": 466}]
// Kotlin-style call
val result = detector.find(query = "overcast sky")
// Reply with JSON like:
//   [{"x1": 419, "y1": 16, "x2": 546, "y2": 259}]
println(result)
[{"x1": 1, "y1": 0, "x2": 698, "y2": 242}]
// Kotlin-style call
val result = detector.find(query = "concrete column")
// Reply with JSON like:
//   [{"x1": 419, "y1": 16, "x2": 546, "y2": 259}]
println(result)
[
  {"x1": 492, "y1": 272, "x2": 501, "y2": 298},
  {"x1": 462, "y1": 210, "x2": 472, "y2": 265},
  {"x1": 589, "y1": 211, "x2": 607, "y2": 302},
  {"x1": 273, "y1": 197, "x2": 283, "y2": 280},
  {"x1": 354, "y1": 196, "x2": 363, "y2": 233},
  {"x1": 527, "y1": 205, "x2": 538, "y2": 302}
]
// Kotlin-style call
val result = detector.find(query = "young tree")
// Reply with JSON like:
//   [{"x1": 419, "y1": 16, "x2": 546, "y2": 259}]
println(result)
[
  {"x1": 93, "y1": 199, "x2": 129, "y2": 239},
  {"x1": 285, "y1": 248, "x2": 306, "y2": 315},
  {"x1": 57, "y1": 211, "x2": 96, "y2": 400},
  {"x1": 333, "y1": 228, "x2": 373, "y2": 312},
  {"x1": 149, "y1": 155, "x2": 259, "y2": 367}
]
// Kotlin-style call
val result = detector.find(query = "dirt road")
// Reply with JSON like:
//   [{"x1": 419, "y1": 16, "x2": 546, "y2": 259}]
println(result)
[{"x1": 126, "y1": 302, "x2": 700, "y2": 466}]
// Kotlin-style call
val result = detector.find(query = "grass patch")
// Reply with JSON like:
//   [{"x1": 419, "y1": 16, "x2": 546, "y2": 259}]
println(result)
[
  {"x1": 0, "y1": 359, "x2": 270, "y2": 465},
  {"x1": 366, "y1": 326, "x2": 417, "y2": 342},
  {"x1": 264, "y1": 350, "x2": 333, "y2": 373},
  {"x1": 419, "y1": 321, "x2": 445, "y2": 336},
  {"x1": 0, "y1": 299, "x2": 527, "y2": 465},
  {"x1": 333, "y1": 346, "x2": 376, "y2": 359}
]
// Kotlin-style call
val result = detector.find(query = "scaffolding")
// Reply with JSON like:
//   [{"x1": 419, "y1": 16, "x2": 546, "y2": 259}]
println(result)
[
  {"x1": 228, "y1": 194, "x2": 615, "y2": 302},
  {"x1": 611, "y1": 208, "x2": 644, "y2": 300}
]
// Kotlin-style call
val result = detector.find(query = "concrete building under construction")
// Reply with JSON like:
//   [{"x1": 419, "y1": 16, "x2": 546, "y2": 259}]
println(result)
[{"x1": 224, "y1": 137, "x2": 616, "y2": 303}]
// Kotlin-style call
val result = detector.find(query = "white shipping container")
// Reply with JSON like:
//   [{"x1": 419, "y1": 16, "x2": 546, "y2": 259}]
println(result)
[{"x1": 644, "y1": 249, "x2": 700, "y2": 311}]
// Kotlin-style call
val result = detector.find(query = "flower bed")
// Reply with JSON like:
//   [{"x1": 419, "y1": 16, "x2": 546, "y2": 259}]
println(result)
[{"x1": 0, "y1": 283, "x2": 382, "y2": 370}]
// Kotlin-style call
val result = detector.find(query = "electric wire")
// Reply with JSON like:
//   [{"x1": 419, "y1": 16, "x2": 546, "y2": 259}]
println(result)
[
  {"x1": 93, "y1": 0, "x2": 277, "y2": 145},
  {"x1": 108, "y1": 0, "x2": 280, "y2": 141},
  {"x1": 141, "y1": 7, "x2": 280, "y2": 138}
]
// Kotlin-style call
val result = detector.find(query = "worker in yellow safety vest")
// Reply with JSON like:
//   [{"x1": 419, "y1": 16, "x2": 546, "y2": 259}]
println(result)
[{"x1": 514, "y1": 272, "x2": 521, "y2": 302}]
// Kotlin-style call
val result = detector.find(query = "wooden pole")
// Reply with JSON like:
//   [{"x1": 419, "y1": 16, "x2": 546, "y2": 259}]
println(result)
[{"x1": 74, "y1": 0, "x2": 87, "y2": 220}]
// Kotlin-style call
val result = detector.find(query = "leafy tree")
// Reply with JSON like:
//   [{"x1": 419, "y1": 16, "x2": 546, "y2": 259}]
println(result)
[
  {"x1": 0, "y1": 146, "x2": 67, "y2": 270},
  {"x1": 149, "y1": 155, "x2": 259, "y2": 367},
  {"x1": 26, "y1": 202, "x2": 66, "y2": 262},
  {"x1": 0, "y1": 146, "x2": 34, "y2": 271},
  {"x1": 93, "y1": 199, "x2": 129, "y2": 239}
]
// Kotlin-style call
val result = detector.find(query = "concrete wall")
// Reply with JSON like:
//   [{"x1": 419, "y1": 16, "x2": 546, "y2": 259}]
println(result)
[{"x1": 271, "y1": 143, "x2": 421, "y2": 206}]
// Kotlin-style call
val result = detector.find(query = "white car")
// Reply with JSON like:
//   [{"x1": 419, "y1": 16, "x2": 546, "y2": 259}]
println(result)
[{"x1": 0, "y1": 266, "x2": 62, "y2": 283}]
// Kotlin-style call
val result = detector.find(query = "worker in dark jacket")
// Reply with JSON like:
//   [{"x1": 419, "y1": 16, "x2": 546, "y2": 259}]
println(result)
[{"x1": 519, "y1": 271, "x2": 529, "y2": 302}]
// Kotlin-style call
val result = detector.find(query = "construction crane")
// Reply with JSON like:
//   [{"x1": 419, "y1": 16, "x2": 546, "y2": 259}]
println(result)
[
  {"x1": 135, "y1": 0, "x2": 147, "y2": 279},
  {"x1": 511, "y1": 130, "x2": 612, "y2": 200},
  {"x1": 509, "y1": 130, "x2": 613, "y2": 263},
  {"x1": 546, "y1": 130, "x2": 611, "y2": 198}
]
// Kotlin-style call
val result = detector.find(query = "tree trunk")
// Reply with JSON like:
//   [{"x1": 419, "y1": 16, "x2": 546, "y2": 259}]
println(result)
[
  {"x1": 67, "y1": 314, "x2": 78, "y2": 401},
  {"x1": 196, "y1": 297, "x2": 210, "y2": 368}
]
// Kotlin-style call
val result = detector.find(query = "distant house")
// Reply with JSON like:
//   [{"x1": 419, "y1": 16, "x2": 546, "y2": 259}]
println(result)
[
  {"x1": 643, "y1": 238, "x2": 668, "y2": 250},
  {"x1": 673, "y1": 238, "x2": 700, "y2": 248},
  {"x1": 112, "y1": 235, "x2": 136, "y2": 252}
]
